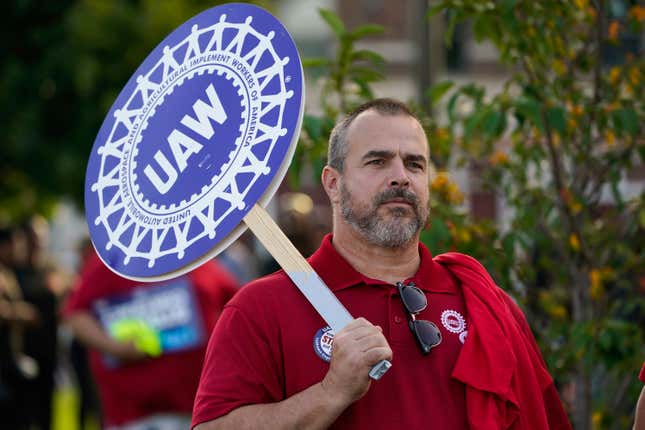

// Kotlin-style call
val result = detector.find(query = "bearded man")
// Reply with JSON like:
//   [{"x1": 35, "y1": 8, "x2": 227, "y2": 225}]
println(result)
[{"x1": 192, "y1": 99, "x2": 572, "y2": 430}]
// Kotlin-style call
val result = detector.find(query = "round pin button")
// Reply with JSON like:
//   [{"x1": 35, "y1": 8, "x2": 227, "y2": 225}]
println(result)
[{"x1": 394, "y1": 315, "x2": 403, "y2": 324}]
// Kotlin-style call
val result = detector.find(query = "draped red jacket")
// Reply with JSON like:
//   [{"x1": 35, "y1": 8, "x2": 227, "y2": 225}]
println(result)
[{"x1": 435, "y1": 252, "x2": 572, "y2": 430}]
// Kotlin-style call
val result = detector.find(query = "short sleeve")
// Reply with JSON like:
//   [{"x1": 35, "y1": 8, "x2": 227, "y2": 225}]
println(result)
[{"x1": 191, "y1": 302, "x2": 284, "y2": 427}]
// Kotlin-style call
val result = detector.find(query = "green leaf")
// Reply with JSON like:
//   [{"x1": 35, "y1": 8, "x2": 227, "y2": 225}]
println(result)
[
  {"x1": 612, "y1": 108, "x2": 639, "y2": 136},
  {"x1": 464, "y1": 109, "x2": 487, "y2": 139},
  {"x1": 349, "y1": 24, "x2": 384, "y2": 40},
  {"x1": 421, "y1": 217, "x2": 452, "y2": 254},
  {"x1": 302, "y1": 58, "x2": 330, "y2": 68},
  {"x1": 303, "y1": 114, "x2": 324, "y2": 142},
  {"x1": 447, "y1": 92, "x2": 461, "y2": 123},
  {"x1": 501, "y1": 0, "x2": 519, "y2": 12},
  {"x1": 426, "y1": 81, "x2": 454, "y2": 105},
  {"x1": 444, "y1": 10, "x2": 459, "y2": 46},
  {"x1": 482, "y1": 110, "x2": 506, "y2": 138},
  {"x1": 350, "y1": 49, "x2": 385, "y2": 64},
  {"x1": 515, "y1": 96, "x2": 544, "y2": 131},
  {"x1": 473, "y1": 16, "x2": 495, "y2": 43},
  {"x1": 354, "y1": 78, "x2": 374, "y2": 99},
  {"x1": 502, "y1": 233, "x2": 516, "y2": 256},
  {"x1": 427, "y1": 3, "x2": 445, "y2": 18},
  {"x1": 318, "y1": 8, "x2": 345, "y2": 38},
  {"x1": 546, "y1": 106, "x2": 566, "y2": 134}
]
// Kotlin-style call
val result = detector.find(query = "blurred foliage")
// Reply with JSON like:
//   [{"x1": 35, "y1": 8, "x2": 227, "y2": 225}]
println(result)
[
  {"x1": 298, "y1": 4, "x2": 644, "y2": 429},
  {"x1": 291, "y1": 10, "x2": 385, "y2": 186},
  {"x1": 0, "y1": 0, "x2": 272, "y2": 222}
]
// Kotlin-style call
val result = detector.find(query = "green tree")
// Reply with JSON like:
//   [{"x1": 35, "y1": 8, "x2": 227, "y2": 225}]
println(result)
[{"x1": 299, "y1": 4, "x2": 644, "y2": 428}]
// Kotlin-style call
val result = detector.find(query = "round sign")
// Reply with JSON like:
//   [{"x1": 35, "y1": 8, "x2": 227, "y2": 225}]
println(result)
[{"x1": 85, "y1": 3, "x2": 304, "y2": 281}]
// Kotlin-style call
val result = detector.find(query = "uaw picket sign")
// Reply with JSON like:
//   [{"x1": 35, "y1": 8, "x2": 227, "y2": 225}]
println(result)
[
  {"x1": 85, "y1": 3, "x2": 390, "y2": 380},
  {"x1": 86, "y1": 3, "x2": 302, "y2": 280}
]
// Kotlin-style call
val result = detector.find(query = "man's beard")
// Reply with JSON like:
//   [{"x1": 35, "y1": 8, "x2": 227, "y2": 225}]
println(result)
[{"x1": 340, "y1": 184, "x2": 428, "y2": 248}]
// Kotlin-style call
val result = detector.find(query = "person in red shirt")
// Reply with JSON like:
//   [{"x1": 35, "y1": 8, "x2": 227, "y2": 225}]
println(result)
[
  {"x1": 192, "y1": 98, "x2": 571, "y2": 429},
  {"x1": 63, "y1": 248, "x2": 238, "y2": 429}
]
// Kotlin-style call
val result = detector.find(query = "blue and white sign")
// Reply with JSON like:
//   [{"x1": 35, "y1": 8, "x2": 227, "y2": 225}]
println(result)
[
  {"x1": 93, "y1": 278, "x2": 205, "y2": 357},
  {"x1": 85, "y1": 3, "x2": 304, "y2": 280}
]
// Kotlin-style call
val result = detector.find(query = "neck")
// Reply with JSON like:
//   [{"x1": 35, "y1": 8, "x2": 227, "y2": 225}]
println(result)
[{"x1": 331, "y1": 219, "x2": 421, "y2": 284}]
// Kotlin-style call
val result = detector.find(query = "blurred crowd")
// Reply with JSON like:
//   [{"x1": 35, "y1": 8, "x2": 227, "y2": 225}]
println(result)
[
  {"x1": 0, "y1": 192, "x2": 330, "y2": 429},
  {"x1": 1, "y1": 216, "x2": 65, "y2": 429}
]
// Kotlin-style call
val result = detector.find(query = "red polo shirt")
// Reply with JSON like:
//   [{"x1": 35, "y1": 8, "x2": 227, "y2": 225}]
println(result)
[{"x1": 193, "y1": 234, "x2": 468, "y2": 429}]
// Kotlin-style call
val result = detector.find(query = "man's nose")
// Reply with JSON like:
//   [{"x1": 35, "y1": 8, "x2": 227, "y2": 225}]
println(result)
[{"x1": 388, "y1": 160, "x2": 410, "y2": 188}]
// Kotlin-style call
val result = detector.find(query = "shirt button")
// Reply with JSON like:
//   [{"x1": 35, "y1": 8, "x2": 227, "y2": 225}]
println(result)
[{"x1": 394, "y1": 316, "x2": 403, "y2": 324}]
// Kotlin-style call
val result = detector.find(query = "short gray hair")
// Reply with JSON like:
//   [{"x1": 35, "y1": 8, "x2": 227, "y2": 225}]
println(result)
[{"x1": 327, "y1": 98, "x2": 419, "y2": 172}]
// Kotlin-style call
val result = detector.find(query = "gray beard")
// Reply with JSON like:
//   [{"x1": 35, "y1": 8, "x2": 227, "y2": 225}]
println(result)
[{"x1": 340, "y1": 185, "x2": 428, "y2": 248}]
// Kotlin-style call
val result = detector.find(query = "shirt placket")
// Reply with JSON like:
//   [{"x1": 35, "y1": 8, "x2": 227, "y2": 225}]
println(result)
[{"x1": 387, "y1": 283, "x2": 413, "y2": 344}]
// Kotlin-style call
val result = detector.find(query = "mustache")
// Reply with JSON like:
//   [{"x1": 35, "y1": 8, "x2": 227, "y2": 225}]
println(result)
[{"x1": 374, "y1": 188, "x2": 419, "y2": 207}]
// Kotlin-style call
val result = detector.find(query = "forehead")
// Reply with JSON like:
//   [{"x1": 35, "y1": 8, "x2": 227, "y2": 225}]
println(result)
[{"x1": 344, "y1": 110, "x2": 427, "y2": 158}]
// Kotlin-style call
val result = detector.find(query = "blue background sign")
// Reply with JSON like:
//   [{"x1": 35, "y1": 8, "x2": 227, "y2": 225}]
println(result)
[
  {"x1": 93, "y1": 277, "x2": 204, "y2": 366},
  {"x1": 85, "y1": 3, "x2": 304, "y2": 280}
]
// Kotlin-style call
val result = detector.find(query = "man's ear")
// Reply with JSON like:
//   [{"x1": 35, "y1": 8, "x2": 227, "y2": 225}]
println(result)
[{"x1": 321, "y1": 165, "x2": 341, "y2": 204}]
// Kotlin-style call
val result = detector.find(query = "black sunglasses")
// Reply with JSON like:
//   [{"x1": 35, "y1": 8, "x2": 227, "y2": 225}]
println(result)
[{"x1": 396, "y1": 281, "x2": 442, "y2": 355}]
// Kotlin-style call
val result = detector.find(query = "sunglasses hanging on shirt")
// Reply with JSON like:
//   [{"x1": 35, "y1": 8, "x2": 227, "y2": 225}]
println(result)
[{"x1": 396, "y1": 281, "x2": 442, "y2": 355}]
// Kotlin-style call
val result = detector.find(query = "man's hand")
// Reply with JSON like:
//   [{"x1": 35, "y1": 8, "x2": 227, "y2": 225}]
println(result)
[{"x1": 321, "y1": 317, "x2": 393, "y2": 404}]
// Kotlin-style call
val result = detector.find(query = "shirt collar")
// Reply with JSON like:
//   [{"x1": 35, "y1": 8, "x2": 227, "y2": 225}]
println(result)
[{"x1": 309, "y1": 234, "x2": 456, "y2": 294}]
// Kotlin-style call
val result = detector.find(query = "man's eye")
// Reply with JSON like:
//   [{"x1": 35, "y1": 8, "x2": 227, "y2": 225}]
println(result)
[
  {"x1": 407, "y1": 161, "x2": 424, "y2": 170},
  {"x1": 367, "y1": 159, "x2": 384, "y2": 166}
]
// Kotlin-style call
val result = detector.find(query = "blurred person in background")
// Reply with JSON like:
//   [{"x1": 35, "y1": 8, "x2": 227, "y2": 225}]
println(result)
[
  {"x1": 0, "y1": 225, "x2": 39, "y2": 429},
  {"x1": 66, "y1": 237, "x2": 102, "y2": 429},
  {"x1": 12, "y1": 215, "x2": 62, "y2": 430},
  {"x1": 63, "y1": 244, "x2": 239, "y2": 430}
]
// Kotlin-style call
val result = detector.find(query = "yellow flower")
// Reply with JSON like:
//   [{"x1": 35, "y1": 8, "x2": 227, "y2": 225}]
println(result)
[
  {"x1": 608, "y1": 21, "x2": 620, "y2": 42},
  {"x1": 609, "y1": 66, "x2": 621, "y2": 84},
  {"x1": 573, "y1": 0, "x2": 588, "y2": 9},
  {"x1": 570, "y1": 201, "x2": 582, "y2": 215},
  {"x1": 570, "y1": 105, "x2": 584, "y2": 116},
  {"x1": 603, "y1": 101, "x2": 620, "y2": 113},
  {"x1": 628, "y1": 67, "x2": 640, "y2": 85},
  {"x1": 589, "y1": 269, "x2": 604, "y2": 300},
  {"x1": 431, "y1": 171, "x2": 449, "y2": 191},
  {"x1": 489, "y1": 150, "x2": 509, "y2": 166},
  {"x1": 569, "y1": 233, "x2": 580, "y2": 251},
  {"x1": 447, "y1": 182, "x2": 465, "y2": 205},
  {"x1": 550, "y1": 305, "x2": 567, "y2": 319},
  {"x1": 431, "y1": 172, "x2": 464, "y2": 205},
  {"x1": 605, "y1": 130, "x2": 616, "y2": 146},
  {"x1": 457, "y1": 227, "x2": 471, "y2": 243},
  {"x1": 567, "y1": 118, "x2": 578, "y2": 131},
  {"x1": 600, "y1": 267, "x2": 614, "y2": 278},
  {"x1": 436, "y1": 127, "x2": 450, "y2": 140},
  {"x1": 629, "y1": 5, "x2": 645, "y2": 22},
  {"x1": 553, "y1": 59, "x2": 567, "y2": 76},
  {"x1": 592, "y1": 411, "x2": 603, "y2": 426}
]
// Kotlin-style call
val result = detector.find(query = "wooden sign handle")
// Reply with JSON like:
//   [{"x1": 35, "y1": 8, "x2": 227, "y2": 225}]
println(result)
[{"x1": 243, "y1": 203, "x2": 392, "y2": 380}]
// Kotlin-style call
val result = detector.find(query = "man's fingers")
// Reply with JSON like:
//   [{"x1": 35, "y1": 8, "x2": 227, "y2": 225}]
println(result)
[{"x1": 363, "y1": 346, "x2": 393, "y2": 365}]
